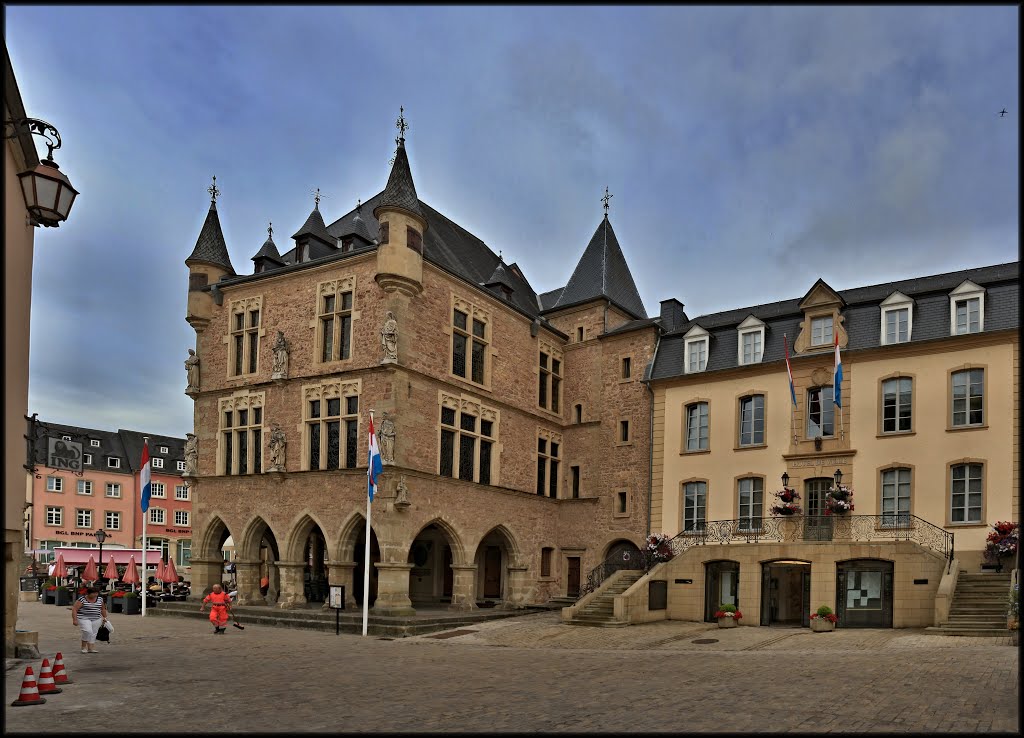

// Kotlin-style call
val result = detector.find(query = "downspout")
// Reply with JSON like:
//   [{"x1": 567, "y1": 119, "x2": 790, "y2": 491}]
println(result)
[{"x1": 643, "y1": 330, "x2": 662, "y2": 538}]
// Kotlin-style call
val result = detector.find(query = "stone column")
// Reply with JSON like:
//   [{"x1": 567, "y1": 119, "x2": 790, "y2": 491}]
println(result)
[
  {"x1": 328, "y1": 561, "x2": 359, "y2": 610},
  {"x1": 234, "y1": 560, "x2": 265, "y2": 606},
  {"x1": 275, "y1": 561, "x2": 307, "y2": 609},
  {"x1": 187, "y1": 557, "x2": 224, "y2": 602},
  {"x1": 449, "y1": 565, "x2": 478, "y2": 611},
  {"x1": 500, "y1": 565, "x2": 530, "y2": 609},
  {"x1": 371, "y1": 562, "x2": 415, "y2": 616}
]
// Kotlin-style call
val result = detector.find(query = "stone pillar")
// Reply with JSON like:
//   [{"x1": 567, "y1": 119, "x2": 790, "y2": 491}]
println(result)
[
  {"x1": 187, "y1": 557, "x2": 224, "y2": 602},
  {"x1": 275, "y1": 561, "x2": 307, "y2": 609},
  {"x1": 234, "y1": 560, "x2": 264, "y2": 606},
  {"x1": 449, "y1": 565, "x2": 478, "y2": 611},
  {"x1": 500, "y1": 565, "x2": 530, "y2": 609},
  {"x1": 329, "y1": 560, "x2": 359, "y2": 610},
  {"x1": 371, "y1": 562, "x2": 415, "y2": 616}
]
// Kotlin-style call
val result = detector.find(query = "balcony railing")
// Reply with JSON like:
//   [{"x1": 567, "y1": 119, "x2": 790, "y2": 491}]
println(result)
[{"x1": 578, "y1": 514, "x2": 953, "y2": 600}]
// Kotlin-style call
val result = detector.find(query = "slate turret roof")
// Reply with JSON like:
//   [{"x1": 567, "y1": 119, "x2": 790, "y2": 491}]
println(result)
[
  {"x1": 374, "y1": 140, "x2": 424, "y2": 219},
  {"x1": 547, "y1": 216, "x2": 647, "y2": 319},
  {"x1": 251, "y1": 231, "x2": 284, "y2": 266},
  {"x1": 291, "y1": 205, "x2": 336, "y2": 247},
  {"x1": 186, "y1": 202, "x2": 235, "y2": 275}
]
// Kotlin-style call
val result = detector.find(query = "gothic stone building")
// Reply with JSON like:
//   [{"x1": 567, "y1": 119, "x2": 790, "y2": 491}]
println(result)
[{"x1": 183, "y1": 129, "x2": 657, "y2": 612}]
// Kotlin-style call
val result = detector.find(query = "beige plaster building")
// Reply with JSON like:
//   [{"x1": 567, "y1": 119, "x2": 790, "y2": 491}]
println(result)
[{"x1": 183, "y1": 117, "x2": 657, "y2": 613}]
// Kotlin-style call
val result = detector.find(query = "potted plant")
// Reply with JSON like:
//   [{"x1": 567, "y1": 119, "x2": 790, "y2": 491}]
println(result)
[
  {"x1": 1008, "y1": 583, "x2": 1019, "y2": 646},
  {"x1": 824, "y1": 484, "x2": 854, "y2": 515},
  {"x1": 983, "y1": 521, "x2": 1019, "y2": 573},
  {"x1": 109, "y1": 590, "x2": 125, "y2": 613},
  {"x1": 55, "y1": 586, "x2": 74, "y2": 606},
  {"x1": 810, "y1": 605, "x2": 838, "y2": 632},
  {"x1": 770, "y1": 486, "x2": 801, "y2": 516},
  {"x1": 42, "y1": 578, "x2": 57, "y2": 604},
  {"x1": 714, "y1": 603, "x2": 742, "y2": 628},
  {"x1": 123, "y1": 591, "x2": 142, "y2": 614},
  {"x1": 644, "y1": 533, "x2": 675, "y2": 565}
]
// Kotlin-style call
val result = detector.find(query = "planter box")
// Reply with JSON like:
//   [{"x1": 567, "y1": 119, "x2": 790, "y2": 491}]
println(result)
[
  {"x1": 55, "y1": 589, "x2": 74, "y2": 606},
  {"x1": 717, "y1": 617, "x2": 739, "y2": 628},
  {"x1": 43, "y1": 590, "x2": 56, "y2": 605},
  {"x1": 811, "y1": 618, "x2": 836, "y2": 632},
  {"x1": 123, "y1": 597, "x2": 142, "y2": 614}
]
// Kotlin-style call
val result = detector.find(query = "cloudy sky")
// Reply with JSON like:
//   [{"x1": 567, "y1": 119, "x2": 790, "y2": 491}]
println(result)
[{"x1": 7, "y1": 6, "x2": 1018, "y2": 440}]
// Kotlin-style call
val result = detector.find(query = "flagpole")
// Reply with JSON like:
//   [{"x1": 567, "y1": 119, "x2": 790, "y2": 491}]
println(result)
[
  {"x1": 362, "y1": 410, "x2": 374, "y2": 637},
  {"x1": 141, "y1": 436, "x2": 148, "y2": 618}
]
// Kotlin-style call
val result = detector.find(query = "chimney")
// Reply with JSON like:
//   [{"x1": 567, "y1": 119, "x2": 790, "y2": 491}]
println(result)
[{"x1": 659, "y1": 298, "x2": 687, "y2": 332}]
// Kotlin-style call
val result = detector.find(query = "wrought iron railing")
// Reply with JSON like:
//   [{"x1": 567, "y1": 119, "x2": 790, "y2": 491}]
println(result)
[{"x1": 577, "y1": 515, "x2": 954, "y2": 600}]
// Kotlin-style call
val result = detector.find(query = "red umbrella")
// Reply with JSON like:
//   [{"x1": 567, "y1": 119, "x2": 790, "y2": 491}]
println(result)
[
  {"x1": 162, "y1": 557, "x2": 178, "y2": 586},
  {"x1": 122, "y1": 555, "x2": 140, "y2": 591},
  {"x1": 53, "y1": 553, "x2": 68, "y2": 586},
  {"x1": 82, "y1": 555, "x2": 99, "y2": 583},
  {"x1": 103, "y1": 555, "x2": 118, "y2": 581}
]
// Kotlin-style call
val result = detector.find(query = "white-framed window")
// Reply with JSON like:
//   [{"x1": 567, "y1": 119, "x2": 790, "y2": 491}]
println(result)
[
  {"x1": 737, "y1": 477, "x2": 763, "y2": 530},
  {"x1": 684, "y1": 326, "x2": 710, "y2": 373},
  {"x1": 90, "y1": 439, "x2": 100, "y2": 448},
  {"x1": 951, "y1": 369, "x2": 984, "y2": 427},
  {"x1": 175, "y1": 484, "x2": 190, "y2": 500},
  {"x1": 105, "y1": 511, "x2": 121, "y2": 530},
  {"x1": 105, "y1": 483, "x2": 122, "y2": 498},
  {"x1": 738, "y1": 395, "x2": 765, "y2": 446},
  {"x1": 177, "y1": 539, "x2": 192, "y2": 567},
  {"x1": 83, "y1": 453, "x2": 93, "y2": 465},
  {"x1": 45, "y1": 507, "x2": 63, "y2": 526},
  {"x1": 76, "y1": 509, "x2": 93, "y2": 528},
  {"x1": 151, "y1": 482, "x2": 166, "y2": 498},
  {"x1": 949, "y1": 280, "x2": 985, "y2": 335},
  {"x1": 76, "y1": 480, "x2": 93, "y2": 495},
  {"x1": 881, "y1": 468, "x2": 911, "y2": 527},
  {"x1": 152, "y1": 458, "x2": 164, "y2": 469},
  {"x1": 107, "y1": 457, "x2": 120, "y2": 469},
  {"x1": 46, "y1": 476, "x2": 63, "y2": 492},
  {"x1": 684, "y1": 402, "x2": 709, "y2": 451},
  {"x1": 149, "y1": 508, "x2": 166, "y2": 525},
  {"x1": 810, "y1": 315, "x2": 833, "y2": 346},
  {"x1": 159, "y1": 445, "x2": 168, "y2": 454},
  {"x1": 176, "y1": 460, "x2": 186, "y2": 472},
  {"x1": 682, "y1": 481, "x2": 707, "y2": 532},
  {"x1": 174, "y1": 510, "x2": 190, "y2": 527},
  {"x1": 736, "y1": 316, "x2": 765, "y2": 365},
  {"x1": 950, "y1": 463, "x2": 982, "y2": 523},
  {"x1": 806, "y1": 386, "x2": 835, "y2": 438},
  {"x1": 881, "y1": 377, "x2": 913, "y2": 433},
  {"x1": 879, "y1": 291, "x2": 913, "y2": 345}
]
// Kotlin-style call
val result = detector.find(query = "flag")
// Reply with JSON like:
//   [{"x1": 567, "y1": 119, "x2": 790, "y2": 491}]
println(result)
[
  {"x1": 833, "y1": 332, "x2": 843, "y2": 408},
  {"x1": 140, "y1": 438, "x2": 152, "y2": 512},
  {"x1": 367, "y1": 414, "x2": 383, "y2": 502},
  {"x1": 783, "y1": 334, "x2": 797, "y2": 407}
]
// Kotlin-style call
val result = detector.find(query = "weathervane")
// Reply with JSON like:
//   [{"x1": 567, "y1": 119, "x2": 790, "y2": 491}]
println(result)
[
  {"x1": 267, "y1": 221, "x2": 273, "y2": 239},
  {"x1": 312, "y1": 188, "x2": 323, "y2": 209},
  {"x1": 396, "y1": 105, "x2": 409, "y2": 143},
  {"x1": 601, "y1": 186, "x2": 613, "y2": 216},
  {"x1": 208, "y1": 175, "x2": 220, "y2": 203}
]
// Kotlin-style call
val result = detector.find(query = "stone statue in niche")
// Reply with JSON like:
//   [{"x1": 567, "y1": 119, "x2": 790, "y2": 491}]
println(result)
[
  {"x1": 380, "y1": 311, "x2": 398, "y2": 363},
  {"x1": 185, "y1": 349, "x2": 200, "y2": 394},
  {"x1": 378, "y1": 412, "x2": 396, "y2": 465},
  {"x1": 268, "y1": 424, "x2": 287, "y2": 472},
  {"x1": 394, "y1": 475, "x2": 410, "y2": 507},
  {"x1": 271, "y1": 331, "x2": 289, "y2": 379},
  {"x1": 183, "y1": 433, "x2": 199, "y2": 476}
]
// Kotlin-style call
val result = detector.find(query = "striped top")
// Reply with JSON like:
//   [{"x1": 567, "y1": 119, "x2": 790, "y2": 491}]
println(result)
[{"x1": 76, "y1": 596, "x2": 104, "y2": 620}]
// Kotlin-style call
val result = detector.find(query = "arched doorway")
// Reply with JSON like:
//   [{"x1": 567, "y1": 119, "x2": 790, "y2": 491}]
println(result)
[
  {"x1": 473, "y1": 527, "x2": 518, "y2": 606},
  {"x1": 704, "y1": 560, "x2": 740, "y2": 622},
  {"x1": 605, "y1": 539, "x2": 643, "y2": 571},
  {"x1": 352, "y1": 526, "x2": 380, "y2": 608},
  {"x1": 244, "y1": 520, "x2": 280, "y2": 605},
  {"x1": 408, "y1": 523, "x2": 457, "y2": 607},
  {"x1": 760, "y1": 559, "x2": 811, "y2": 627},
  {"x1": 300, "y1": 525, "x2": 329, "y2": 604},
  {"x1": 837, "y1": 559, "x2": 894, "y2": 628}
]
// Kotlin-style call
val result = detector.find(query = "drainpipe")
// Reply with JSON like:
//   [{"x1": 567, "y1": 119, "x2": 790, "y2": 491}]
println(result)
[{"x1": 642, "y1": 330, "x2": 661, "y2": 538}]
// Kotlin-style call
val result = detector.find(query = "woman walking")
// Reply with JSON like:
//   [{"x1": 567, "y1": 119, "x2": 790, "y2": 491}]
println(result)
[
  {"x1": 200, "y1": 583, "x2": 232, "y2": 634},
  {"x1": 71, "y1": 586, "x2": 108, "y2": 653}
]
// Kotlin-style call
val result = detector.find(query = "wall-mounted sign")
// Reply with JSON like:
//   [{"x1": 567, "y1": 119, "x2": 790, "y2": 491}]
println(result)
[
  {"x1": 787, "y1": 456, "x2": 851, "y2": 469},
  {"x1": 48, "y1": 437, "x2": 83, "y2": 471}
]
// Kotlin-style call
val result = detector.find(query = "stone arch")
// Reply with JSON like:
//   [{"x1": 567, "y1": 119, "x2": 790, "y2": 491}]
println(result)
[
  {"x1": 236, "y1": 515, "x2": 282, "y2": 604},
  {"x1": 406, "y1": 518, "x2": 467, "y2": 607},
  {"x1": 472, "y1": 525, "x2": 522, "y2": 604},
  {"x1": 283, "y1": 511, "x2": 331, "y2": 604},
  {"x1": 335, "y1": 512, "x2": 381, "y2": 608},
  {"x1": 603, "y1": 538, "x2": 644, "y2": 567},
  {"x1": 283, "y1": 511, "x2": 332, "y2": 562},
  {"x1": 195, "y1": 514, "x2": 232, "y2": 560},
  {"x1": 410, "y1": 516, "x2": 467, "y2": 565}
]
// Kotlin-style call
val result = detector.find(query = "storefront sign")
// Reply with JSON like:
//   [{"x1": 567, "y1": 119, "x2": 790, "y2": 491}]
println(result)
[
  {"x1": 787, "y1": 456, "x2": 851, "y2": 469},
  {"x1": 48, "y1": 437, "x2": 82, "y2": 471}
]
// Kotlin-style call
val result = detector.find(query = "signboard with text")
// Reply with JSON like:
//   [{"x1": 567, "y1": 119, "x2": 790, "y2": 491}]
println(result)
[{"x1": 48, "y1": 437, "x2": 83, "y2": 471}]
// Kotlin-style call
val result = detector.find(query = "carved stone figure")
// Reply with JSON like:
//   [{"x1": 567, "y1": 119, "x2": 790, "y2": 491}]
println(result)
[
  {"x1": 185, "y1": 349, "x2": 200, "y2": 394},
  {"x1": 378, "y1": 413, "x2": 396, "y2": 465},
  {"x1": 268, "y1": 424, "x2": 287, "y2": 472},
  {"x1": 380, "y1": 311, "x2": 398, "y2": 363},
  {"x1": 394, "y1": 475, "x2": 410, "y2": 507},
  {"x1": 183, "y1": 433, "x2": 199, "y2": 477},
  {"x1": 271, "y1": 331, "x2": 289, "y2": 379}
]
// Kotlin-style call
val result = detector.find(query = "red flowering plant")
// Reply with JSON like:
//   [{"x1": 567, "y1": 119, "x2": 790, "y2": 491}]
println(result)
[
  {"x1": 714, "y1": 603, "x2": 743, "y2": 620},
  {"x1": 810, "y1": 605, "x2": 838, "y2": 623},
  {"x1": 824, "y1": 484, "x2": 854, "y2": 515},
  {"x1": 644, "y1": 533, "x2": 675, "y2": 564},
  {"x1": 983, "y1": 521, "x2": 1019, "y2": 565},
  {"x1": 45, "y1": 585, "x2": 57, "y2": 592},
  {"x1": 770, "y1": 486, "x2": 801, "y2": 516},
  {"x1": 111, "y1": 591, "x2": 125, "y2": 599}
]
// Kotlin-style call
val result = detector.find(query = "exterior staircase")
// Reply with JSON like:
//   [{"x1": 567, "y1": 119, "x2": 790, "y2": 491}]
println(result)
[
  {"x1": 925, "y1": 571, "x2": 1012, "y2": 637},
  {"x1": 566, "y1": 571, "x2": 644, "y2": 627}
]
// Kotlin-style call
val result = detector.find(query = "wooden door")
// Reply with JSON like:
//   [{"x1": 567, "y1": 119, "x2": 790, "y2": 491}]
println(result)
[
  {"x1": 567, "y1": 557, "x2": 581, "y2": 598},
  {"x1": 804, "y1": 478, "x2": 833, "y2": 541},
  {"x1": 484, "y1": 546, "x2": 501, "y2": 598}
]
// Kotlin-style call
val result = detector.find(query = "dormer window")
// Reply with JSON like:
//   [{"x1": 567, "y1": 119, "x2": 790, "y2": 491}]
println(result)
[
  {"x1": 736, "y1": 316, "x2": 765, "y2": 365},
  {"x1": 683, "y1": 325, "x2": 710, "y2": 374},
  {"x1": 341, "y1": 237, "x2": 353, "y2": 253},
  {"x1": 298, "y1": 243, "x2": 309, "y2": 263},
  {"x1": 880, "y1": 291, "x2": 913, "y2": 345},
  {"x1": 810, "y1": 316, "x2": 833, "y2": 346},
  {"x1": 949, "y1": 280, "x2": 985, "y2": 335}
]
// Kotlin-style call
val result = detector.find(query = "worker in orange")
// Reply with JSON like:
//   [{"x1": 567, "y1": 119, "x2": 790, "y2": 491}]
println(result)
[{"x1": 199, "y1": 583, "x2": 232, "y2": 634}]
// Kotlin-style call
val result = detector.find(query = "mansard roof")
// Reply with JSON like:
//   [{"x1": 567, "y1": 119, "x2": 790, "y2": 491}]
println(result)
[{"x1": 186, "y1": 202, "x2": 235, "y2": 274}]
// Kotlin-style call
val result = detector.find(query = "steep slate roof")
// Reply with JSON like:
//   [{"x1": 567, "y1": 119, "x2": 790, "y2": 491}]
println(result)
[
  {"x1": 651, "y1": 262, "x2": 1020, "y2": 381},
  {"x1": 118, "y1": 429, "x2": 186, "y2": 475},
  {"x1": 547, "y1": 216, "x2": 648, "y2": 319},
  {"x1": 251, "y1": 232, "x2": 284, "y2": 265},
  {"x1": 291, "y1": 205, "x2": 336, "y2": 247},
  {"x1": 374, "y1": 140, "x2": 424, "y2": 218},
  {"x1": 186, "y1": 202, "x2": 235, "y2": 275},
  {"x1": 538, "y1": 287, "x2": 564, "y2": 311},
  {"x1": 31, "y1": 421, "x2": 132, "y2": 475},
  {"x1": 337, "y1": 206, "x2": 375, "y2": 243}
]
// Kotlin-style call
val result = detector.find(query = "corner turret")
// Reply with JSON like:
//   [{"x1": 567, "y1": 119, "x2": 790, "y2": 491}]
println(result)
[{"x1": 185, "y1": 177, "x2": 235, "y2": 332}]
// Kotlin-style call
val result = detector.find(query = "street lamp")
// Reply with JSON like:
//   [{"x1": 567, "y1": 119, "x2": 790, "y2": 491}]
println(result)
[
  {"x1": 781, "y1": 471, "x2": 790, "y2": 489},
  {"x1": 95, "y1": 528, "x2": 108, "y2": 588},
  {"x1": 3, "y1": 118, "x2": 79, "y2": 227},
  {"x1": 833, "y1": 468, "x2": 843, "y2": 489}
]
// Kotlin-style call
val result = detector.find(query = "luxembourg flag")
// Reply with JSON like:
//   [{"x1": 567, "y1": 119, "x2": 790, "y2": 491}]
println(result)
[
  {"x1": 140, "y1": 439, "x2": 152, "y2": 513},
  {"x1": 783, "y1": 334, "x2": 797, "y2": 407},
  {"x1": 367, "y1": 414, "x2": 383, "y2": 502},
  {"x1": 833, "y1": 332, "x2": 843, "y2": 408}
]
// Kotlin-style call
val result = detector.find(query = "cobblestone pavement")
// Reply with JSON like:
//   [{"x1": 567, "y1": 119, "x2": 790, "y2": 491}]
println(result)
[{"x1": 7, "y1": 603, "x2": 1019, "y2": 733}]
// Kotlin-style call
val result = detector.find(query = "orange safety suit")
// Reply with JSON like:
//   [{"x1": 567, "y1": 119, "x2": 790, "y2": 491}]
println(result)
[{"x1": 202, "y1": 591, "x2": 231, "y2": 627}]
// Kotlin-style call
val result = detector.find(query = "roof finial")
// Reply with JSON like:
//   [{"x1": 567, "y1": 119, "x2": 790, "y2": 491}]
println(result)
[
  {"x1": 396, "y1": 105, "x2": 408, "y2": 145},
  {"x1": 267, "y1": 221, "x2": 273, "y2": 239},
  {"x1": 312, "y1": 188, "x2": 322, "y2": 209},
  {"x1": 498, "y1": 248, "x2": 503, "y2": 261},
  {"x1": 356, "y1": 198, "x2": 362, "y2": 212},
  {"x1": 208, "y1": 175, "x2": 220, "y2": 203},
  {"x1": 601, "y1": 186, "x2": 613, "y2": 217}
]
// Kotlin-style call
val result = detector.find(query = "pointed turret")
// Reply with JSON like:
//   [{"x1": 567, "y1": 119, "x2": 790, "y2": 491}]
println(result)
[
  {"x1": 337, "y1": 201, "x2": 375, "y2": 250},
  {"x1": 252, "y1": 223, "x2": 285, "y2": 273},
  {"x1": 186, "y1": 177, "x2": 235, "y2": 333},
  {"x1": 551, "y1": 212, "x2": 647, "y2": 319},
  {"x1": 483, "y1": 257, "x2": 516, "y2": 301},
  {"x1": 186, "y1": 200, "x2": 235, "y2": 275},
  {"x1": 291, "y1": 204, "x2": 335, "y2": 247}
]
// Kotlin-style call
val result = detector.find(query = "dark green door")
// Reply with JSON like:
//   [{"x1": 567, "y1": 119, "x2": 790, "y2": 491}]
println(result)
[
  {"x1": 836, "y1": 560, "x2": 894, "y2": 628},
  {"x1": 704, "y1": 561, "x2": 739, "y2": 622}
]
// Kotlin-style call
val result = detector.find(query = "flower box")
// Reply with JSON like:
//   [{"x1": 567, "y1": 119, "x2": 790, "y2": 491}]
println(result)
[
  {"x1": 43, "y1": 588, "x2": 56, "y2": 605},
  {"x1": 122, "y1": 595, "x2": 141, "y2": 615},
  {"x1": 55, "y1": 588, "x2": 74, "y2": 606},
  {"x1": 714, "y1": 604, "x2": 742, "y2": 627},
  {"x1": 810, "y1": 618, "x2": 835, "y2": 632},
  {"x1": 717, "y1": 616, "x2": 739, "y2": 628}
]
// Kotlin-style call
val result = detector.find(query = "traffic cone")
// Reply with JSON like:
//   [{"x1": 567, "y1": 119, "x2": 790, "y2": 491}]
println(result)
[
  {"x1": 52, "y1": 652, "x2": 73, "y2": 684},
  {"x1": 10, "y1": 666, "x2": 46, "y2": 706},
  {"x1": 37, "y1": 658, "x2": 62, "y2": 694}
]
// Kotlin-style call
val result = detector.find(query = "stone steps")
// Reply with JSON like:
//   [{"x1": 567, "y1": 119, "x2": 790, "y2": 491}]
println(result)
[
  {"x1": 567, "y1": 573, "x2": 644, "y2": 627},
  {"x1": 924, "y1": 626, "x2": 1011, "y2": 637},
  {"x1": 929, "y1": 571, "x2": 1012, "y2": 638}
]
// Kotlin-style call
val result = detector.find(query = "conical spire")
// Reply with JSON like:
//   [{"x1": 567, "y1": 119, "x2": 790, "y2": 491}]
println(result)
[
  {"x1": 551, "y1": 215, "x2": 647, "y2": 319},
  {"x1": 186, "y1": 199, "x2": 235, "y2": 275},
  {"x1": 291, "y1": 204, "x2": 335, "y2": 247},
  {"x1": 483, "y1": 258, "x2": 515, "y2": 293},
  {"x1": 338, "y1": 200, "x2": 375, "y2": 243},
  {"x1": 374, "y1": 108, "x2": 424, "y2": 219},
  {"x1": 251, "y1": 222, "x2": 284, "y2": 267}
]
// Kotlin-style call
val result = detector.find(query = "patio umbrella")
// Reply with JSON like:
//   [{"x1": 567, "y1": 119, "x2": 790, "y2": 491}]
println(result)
[
  {"x1": 122, "y1": 555, "x2": 140, "y2": 592},
  {"x1": 103, "y1": 554, "x2": 118, "y2": 582},
  {"x1": 153, "y1": 559, "x2": 166, "y2": 591},
  {"x1": 82, "y1": 555, "x2": 99, "y2": 583},
  {"x1": 162, "y1": 557, "x2": 178, "y2": 587},
  {"x1": 53, "y1": 553, "x2": 68, "y2": 586}
]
